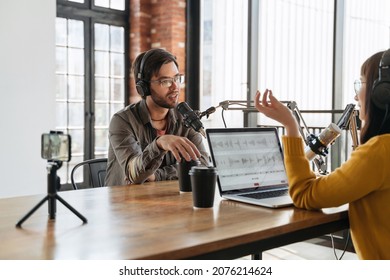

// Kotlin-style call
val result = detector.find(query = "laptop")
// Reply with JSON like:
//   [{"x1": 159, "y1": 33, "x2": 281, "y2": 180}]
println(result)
[{"x1": 206, "y1": 127, "x2": 293, "y2": 208}]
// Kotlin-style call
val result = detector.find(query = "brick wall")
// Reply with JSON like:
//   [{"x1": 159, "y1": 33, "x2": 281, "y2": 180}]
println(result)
[{"x1": 129, "y1": 0, "x2": 186, "y2": 104}]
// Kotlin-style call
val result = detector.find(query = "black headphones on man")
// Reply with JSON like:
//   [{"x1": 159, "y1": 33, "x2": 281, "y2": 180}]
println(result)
[
  {"x1": 372, "y1": 49, "x2": 390, "y2": 110},
  {"x1": 136, "y1": 50, "x2": 154, "y2": 97}
]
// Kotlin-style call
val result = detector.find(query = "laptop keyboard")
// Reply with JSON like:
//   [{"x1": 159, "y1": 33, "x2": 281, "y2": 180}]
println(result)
[{"x1": 240, "y1": 189, "x2": 289, "y2": 199}]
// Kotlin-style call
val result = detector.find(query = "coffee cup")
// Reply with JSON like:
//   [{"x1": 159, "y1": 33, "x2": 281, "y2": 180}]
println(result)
[
  {"x1": 177, "y1": 159, "x2": 201, "y2": 192},
  {"x1": 189, "y1": 166, "x2": 217, "y2": 208}
]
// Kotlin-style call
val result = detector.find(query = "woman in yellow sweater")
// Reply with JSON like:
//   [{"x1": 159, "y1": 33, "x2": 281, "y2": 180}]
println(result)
[{"x1": 254, "y1": 50, "x2": 390, "y2": 260}]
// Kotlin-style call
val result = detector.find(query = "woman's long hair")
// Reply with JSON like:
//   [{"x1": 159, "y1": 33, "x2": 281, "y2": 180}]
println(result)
[{"x1": 360, "y1": 51, "x2": 390, "y2": 144}]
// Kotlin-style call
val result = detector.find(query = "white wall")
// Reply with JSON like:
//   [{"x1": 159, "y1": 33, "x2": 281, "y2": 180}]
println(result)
[{"x1": 0, "y1": 0, "x2": 56, "y2": 198}]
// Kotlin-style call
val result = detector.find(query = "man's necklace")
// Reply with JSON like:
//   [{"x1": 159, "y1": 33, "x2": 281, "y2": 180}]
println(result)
[{"x1": 151, "y1": 117, "x2": 166, "y2": 121}]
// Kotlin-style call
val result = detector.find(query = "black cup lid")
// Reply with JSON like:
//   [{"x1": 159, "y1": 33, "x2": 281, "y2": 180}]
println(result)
[
  {"x1": 189, "y1": 166, "x2": 217, "y2": 174},
  {"x1": 176, "y1": 159, "x2": 201, "y2": 165}
]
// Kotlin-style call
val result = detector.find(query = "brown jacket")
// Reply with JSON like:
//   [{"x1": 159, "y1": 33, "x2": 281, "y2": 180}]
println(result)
[{"x1": 105, "y1": 99, "x2": 209, "y2": 186}]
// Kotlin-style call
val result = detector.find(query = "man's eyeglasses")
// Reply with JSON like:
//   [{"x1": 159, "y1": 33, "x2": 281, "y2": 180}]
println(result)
[
  {"x1": 150, "y1": 75, "x2": 185, "y2": 88},
  {"x1": 354, "y1": 79, "x2": 366, "y2": 96}
]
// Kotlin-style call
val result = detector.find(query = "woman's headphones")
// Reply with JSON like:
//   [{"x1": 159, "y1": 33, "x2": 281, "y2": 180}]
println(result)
[
  {"x1": 372, "y1": 49, "x2": 390, "y2": 110},
  {"x1": 136, "y1": 50, "x2": 154, "y2": 97}
]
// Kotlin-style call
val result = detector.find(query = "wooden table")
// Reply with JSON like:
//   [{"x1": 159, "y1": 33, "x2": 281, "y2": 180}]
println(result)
[{"x1": 0, "y1": 180, "x2": 349, "y2": 259}]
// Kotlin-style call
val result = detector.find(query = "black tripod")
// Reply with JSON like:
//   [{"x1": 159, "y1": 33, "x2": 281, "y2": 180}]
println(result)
[{"x1": 16, "y1": 161, "x2": 88, "y2": 227}]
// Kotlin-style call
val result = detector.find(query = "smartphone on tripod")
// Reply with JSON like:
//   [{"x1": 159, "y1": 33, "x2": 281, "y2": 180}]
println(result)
[
  {"x1": 41, "y1": 132, "x2": 71, "y2": 162},
  {"x1": 16, "y1": 131, "x2": 87, "y2": 227}
]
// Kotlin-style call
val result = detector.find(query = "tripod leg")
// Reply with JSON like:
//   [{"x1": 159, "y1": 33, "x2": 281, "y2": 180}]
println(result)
[
  {"x1": 55, "y1": 194, "x2": 88, "y2": 224},
  {"x1": 16, "y1": 195, "x2": 49, "y2": 227}
]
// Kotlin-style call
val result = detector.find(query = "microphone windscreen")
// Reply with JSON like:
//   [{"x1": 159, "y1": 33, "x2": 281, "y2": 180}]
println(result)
[
  {"x1": 318, "y1": 123, "x2": 342, "y2": 146},
  {"x1": 305, "y1": 123, "x2": 341, "y2": 161},
  {"x1": 176, "y1": 102, "x2": 204, "y2": 132},
  {"x1": 336, "y1": 104, "x2": 355, "y2": 130},
  {"x1": 177, "y1": 102, "x2": 192, "y2": 116}
]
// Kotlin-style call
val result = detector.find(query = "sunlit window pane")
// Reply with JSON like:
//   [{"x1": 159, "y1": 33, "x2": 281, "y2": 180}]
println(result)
[
  {"x1": 95, "y1": 103, "x2": 109, "y2": 127},
  {"x1": 55, "y1": 102, "x2": 68, "y2": 128},
  {"x1": 111, "y1": 53, "x2": 124, "y2": 76},
  {"x1": 68, "y1": 75, "x2": 84, "y2": 100},
  {"x1": 68, "y1": 20, "x2": 84, "y2": 48},
  {"x1": 95, "y1": 0, "x2": 125, "y2": 11},
  {"x1": 69, "y1": 129, "x2": 84, "y2": 155},
  {"x1": 95, "y1": 77, "x2": 110, "y2": 100},
  {"x1": 68, "y1": 48, "x2": 84, "y2": 75},
  {"x1": 56, "y1": 46, "x2": 67, "y2": 73},
  {"x1": 110, "y1": 26, "x2": 124, "y2": 52},
  {"x1": 111, "y1": 78, "x2": 124, "y2": 101},
  {"x1": 56, "y1": 74, "x2": 67, "y2": 100},
  {"x1": 56, "y1": 18, "x2": 67, "y2": 46},
  {"x1": 94, "y1": 129, "x2": 109, "y2": 156},
  {"x1": 94, "y1": 0, "x2": 109, "y2": 8},
  {"x1": 110, "y1": 0, "x2": 125, "y2": 11},
  {"x1": 95, "y1": 23, "x2": 109, "y2": 51},
  {"x1": 68, "y1": 102, "x2": 85, "y2": 127},
  {"x1": 95, "y1": 51, "x2": 110, "y2": 76}
]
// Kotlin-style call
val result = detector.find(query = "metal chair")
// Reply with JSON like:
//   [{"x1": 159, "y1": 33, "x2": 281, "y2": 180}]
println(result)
[{"x1": 70, "y1": 158, "x2": 108, "y2": 190}]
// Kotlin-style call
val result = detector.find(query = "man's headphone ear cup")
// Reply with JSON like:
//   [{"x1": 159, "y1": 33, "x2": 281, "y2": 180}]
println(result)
[
  {"x1": 371, "y1": 82, "x2": 390, "y2": 110},
  {"x1": 136, "y1": 49, "x2": 153, "y2": 97},
  {"x1": 136, "y1": 80, "x2": 150, "y2": 97}
]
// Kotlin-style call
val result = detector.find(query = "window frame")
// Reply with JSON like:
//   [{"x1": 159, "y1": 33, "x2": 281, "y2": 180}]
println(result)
[{"x1": 56, "y1": 0, "x2": 129, "y2": 189}]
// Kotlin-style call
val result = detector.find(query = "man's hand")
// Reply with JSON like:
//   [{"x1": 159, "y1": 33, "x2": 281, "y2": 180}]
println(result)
[
  {"x1": 146, "y1": 174, "x2": 156, "y2": 182},
  {"x1": 156, "y1": 135, "x2": 201, "y2": 162}
]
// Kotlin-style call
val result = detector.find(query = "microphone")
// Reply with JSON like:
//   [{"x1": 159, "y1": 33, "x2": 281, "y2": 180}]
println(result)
[
  {"x1": 305, "y1": 123, "x2": 342, "y2": 161},
  {"x1": 336, "y1": 104, "x2": 356, "y2": 130},
  {"x1": 198, "y1": 106, "x2": 219, "y2": 119},
  {"x1": 176, "y1": 102, "x2": 206, "y2": 137}
]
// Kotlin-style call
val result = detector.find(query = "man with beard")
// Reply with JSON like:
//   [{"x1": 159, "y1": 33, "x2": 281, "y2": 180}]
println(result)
[{"x1": 105, "y1": 48, "x2": 209, "y2": 186}]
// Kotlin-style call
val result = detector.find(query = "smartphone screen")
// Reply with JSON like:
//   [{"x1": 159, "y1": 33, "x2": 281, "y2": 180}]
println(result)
[{"x1": 41, "y1": 133, "x2": 71, "y2": 162}]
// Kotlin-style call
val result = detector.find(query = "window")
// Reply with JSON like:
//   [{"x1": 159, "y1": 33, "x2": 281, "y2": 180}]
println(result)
[
  {"x1": 201, "y1": 0, "x2": 248, "y2": 129},
  {"x1": 56, "y1": 0, "x2": 128, "y2": 187},
  {"x1": 256, "y1": 0, "x2": 335, "y2": 128},
  {"x1": 342, "y1": 0, "x2": 390, "y2": 107},
  {"x1": 201, "y1": 0, "x2": 390, "y2": 171},
  {"x1": 339, "y1": 0, "x2": 390, "y2": 163},
  {"x1": 55, "y1": 17, "x2": 86, "y2": 184},
  {"x1": 94, "y1": 23, "x2": 126, "y2": 157},
  {"x1": 95, "y1": 0, "x2": 125, "y2": 10}
]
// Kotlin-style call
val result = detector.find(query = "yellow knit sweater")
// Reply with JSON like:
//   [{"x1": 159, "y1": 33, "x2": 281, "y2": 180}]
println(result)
[{"x1": 282, "y1": 135, "x2": 390, "y2": 259}]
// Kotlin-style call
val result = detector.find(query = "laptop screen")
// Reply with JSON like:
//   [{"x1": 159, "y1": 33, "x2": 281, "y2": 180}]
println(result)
[{"x1": 206, "y1": 128, "x2": 288, "y2": 192}]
